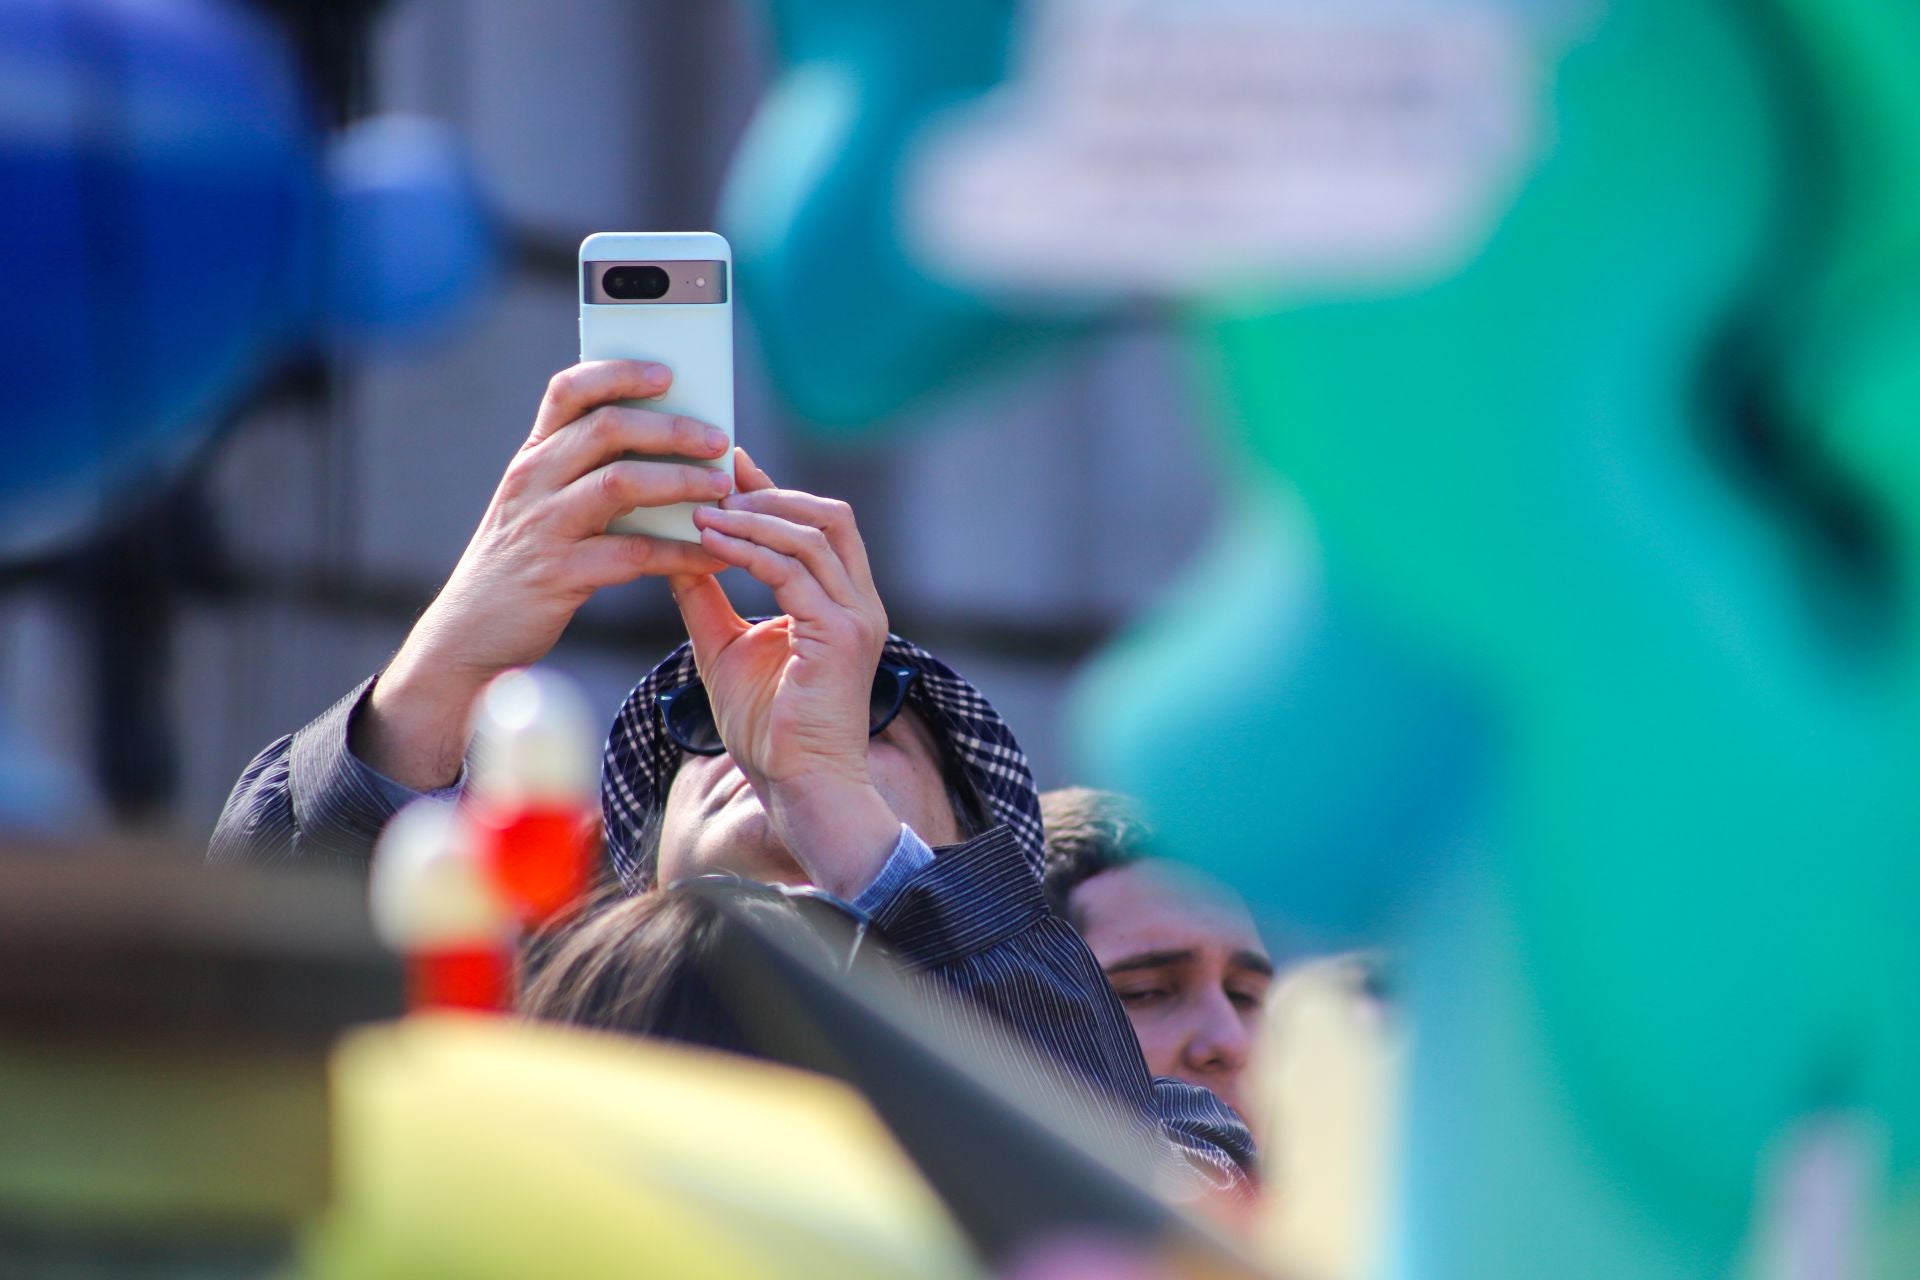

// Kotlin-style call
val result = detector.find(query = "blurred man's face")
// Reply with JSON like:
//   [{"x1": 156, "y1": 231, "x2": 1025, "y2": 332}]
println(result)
[{"x1": 1069, "y1": 860, "x2": 1272, "y2": 1120}]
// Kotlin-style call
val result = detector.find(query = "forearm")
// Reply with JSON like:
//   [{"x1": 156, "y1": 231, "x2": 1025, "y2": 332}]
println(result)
[
  {"x1": 927, "y1": 911, "x2": 1162, "y2": 1115},
  {"x1": 353, "y1": 638, "x2": 491, "y2": 791},
  {"x1": 764, "y1": 772, "x2": 903, "y2": 901},
  {"x1": 209, "y1": 734, "x2": 298, "y2": 866},
  {"x1": 209, "y1": 676, "x2": 445, "y2": 869}
]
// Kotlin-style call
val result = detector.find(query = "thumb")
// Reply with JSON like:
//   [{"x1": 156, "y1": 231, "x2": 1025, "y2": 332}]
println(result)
[
  {"x1": 732, "y1": 446, "x2": 778, "y2": 494},
  {"x1": 670, "y1": 573, "x2": 747, "y2": 674}
]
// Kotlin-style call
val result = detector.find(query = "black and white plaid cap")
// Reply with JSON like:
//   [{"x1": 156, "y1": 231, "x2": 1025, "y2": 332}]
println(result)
[{"x1": 601, "y1": 631, "x2": 1044, "y2": 891}]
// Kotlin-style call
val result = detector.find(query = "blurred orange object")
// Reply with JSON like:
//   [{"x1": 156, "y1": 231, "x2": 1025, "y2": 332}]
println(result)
[
  {"x1": 409, "y1": 944, "x2": 512, "y2": 1014},
  {"x1": 370, "y1": 800, "x2": 517, "y2": 1015},
  {"x1": 467, "y1": 669, "x2": 601, "y2": 925},
  {"x1": 470, "y1": 801, "x2": 594, "y2": 925}
]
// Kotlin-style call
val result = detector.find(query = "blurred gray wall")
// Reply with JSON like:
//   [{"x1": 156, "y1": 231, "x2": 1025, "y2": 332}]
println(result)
[{"x1": 0, "y1": 0, "x2": 1221, "y2": 841}]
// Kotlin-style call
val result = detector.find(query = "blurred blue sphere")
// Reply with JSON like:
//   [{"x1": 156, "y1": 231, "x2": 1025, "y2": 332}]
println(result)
[
  {"x1": 0, "y1": 0, "x2": 494, "y2": 561},
  {"x1": 326, "y1": 114, "x2": 497, "y2": 353}
]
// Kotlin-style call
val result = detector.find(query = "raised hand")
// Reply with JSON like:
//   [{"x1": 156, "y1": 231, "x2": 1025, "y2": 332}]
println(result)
[
  {"x1": 669, "y1": 449, "x2": 903, "y2": 895},
  {"x1": 356, "y1": 360, "x2": 732, "y2": 790}
]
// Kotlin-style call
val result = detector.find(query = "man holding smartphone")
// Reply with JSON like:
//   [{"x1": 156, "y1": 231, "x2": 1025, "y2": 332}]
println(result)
[{"x1": 211, "y1": 359, "x2": 1254, "y2": 1195}]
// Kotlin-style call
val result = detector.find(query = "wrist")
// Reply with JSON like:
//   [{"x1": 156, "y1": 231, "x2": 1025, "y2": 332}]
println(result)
[
  {"x1": 355, "y1": 643, "x2": 494, "y2": 792},
  {"x1": 380, "y1": 630, "x2": 499, "y2": 709},
  {"x1": 763, "y1": 772, "x2": 902, "y2": 900}
]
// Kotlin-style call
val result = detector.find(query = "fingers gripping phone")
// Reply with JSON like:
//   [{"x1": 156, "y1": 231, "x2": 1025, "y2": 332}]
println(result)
[{"x1": 579, "y1": 231, "x2": 734, "y2": 544}]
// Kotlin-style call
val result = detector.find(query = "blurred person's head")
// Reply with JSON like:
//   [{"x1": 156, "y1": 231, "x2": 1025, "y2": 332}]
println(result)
[
  {"x1": 518, "y1": 879, "x2": 868, "y2": 1052},
  {"x1": 1041, "y1": 787, "x2": 1273, "y2": 1120},
  {"x1": 602, "y1": 632, "x2": 1044, "y2": 892},
  {"x1": 519, "y1": 886, "x2": 759, "y2": 1052}
]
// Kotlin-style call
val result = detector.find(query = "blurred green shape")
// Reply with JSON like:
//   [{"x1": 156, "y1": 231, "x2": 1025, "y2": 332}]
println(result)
[
  {"x1": 725, "y1": 0, "x2": 1920, "y2": 1273},
  {"x1": 1169, "y1": 0, "x2": 1920, "y2": 1270},
  {"x1": 1068, "y1": 480, "x2": 1484, "y2": 943},
  {"x1": 721, "y1": 0, "x2": 1067, "y2": 432}
]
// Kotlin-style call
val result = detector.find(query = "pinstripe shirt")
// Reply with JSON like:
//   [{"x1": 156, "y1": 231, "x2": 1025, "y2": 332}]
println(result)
[{"x1": 210, "y1": 677, "x2": 1257, "y2": 1194}]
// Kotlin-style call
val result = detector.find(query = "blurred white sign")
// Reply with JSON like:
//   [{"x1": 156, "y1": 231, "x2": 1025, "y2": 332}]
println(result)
[{"x1": 904, "y1": 0, "x2": 1539, "y2": 300}]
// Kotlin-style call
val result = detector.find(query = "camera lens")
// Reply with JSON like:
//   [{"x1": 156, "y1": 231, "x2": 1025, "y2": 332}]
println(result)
[{"x1": 603, "y1": 265, "x2": 670, "y2": 300}]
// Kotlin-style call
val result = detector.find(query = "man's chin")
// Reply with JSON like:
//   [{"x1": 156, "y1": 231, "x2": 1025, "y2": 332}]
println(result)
[{"x1": 690, "y1": 810, "x2": 808, "y2": 886}]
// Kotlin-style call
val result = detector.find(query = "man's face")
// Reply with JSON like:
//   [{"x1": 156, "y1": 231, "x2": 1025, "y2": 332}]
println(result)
[
  {"x1": 1069, "y1": 859, "x2": 1273, "y2": 1120},
  {"x1": 655, "y1": 704, "x2": 964, "y2": 887}
]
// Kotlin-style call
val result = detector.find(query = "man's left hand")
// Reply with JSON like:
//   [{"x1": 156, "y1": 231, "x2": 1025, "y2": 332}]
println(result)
[{"x1": 669, "y1": 451, "x2": 903, "y2": 896}]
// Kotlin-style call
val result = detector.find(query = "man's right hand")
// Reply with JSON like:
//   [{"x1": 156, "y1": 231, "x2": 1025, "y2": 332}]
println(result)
[{"x1": 353, "y1": 359, "x2": 732, "y2": 790}]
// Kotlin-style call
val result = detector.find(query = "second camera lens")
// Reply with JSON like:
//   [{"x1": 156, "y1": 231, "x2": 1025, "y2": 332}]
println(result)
[{"x1": 603, "y1": 265, "x2": 670, "y2": 300}]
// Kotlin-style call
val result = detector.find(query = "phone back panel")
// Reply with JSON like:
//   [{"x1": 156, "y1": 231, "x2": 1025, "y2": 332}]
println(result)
[{"x1": 578, "y1": 231, "x2": 733, "y2": 543}]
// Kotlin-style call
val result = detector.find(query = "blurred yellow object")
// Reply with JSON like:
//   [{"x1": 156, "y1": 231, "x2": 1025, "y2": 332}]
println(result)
[
  {"x1": 1249, "y1": 956, "x2": 1403, "y2": 1280},
  {"x1": 303, "y1": 1015, "x2": 980, "y2": 1280}
]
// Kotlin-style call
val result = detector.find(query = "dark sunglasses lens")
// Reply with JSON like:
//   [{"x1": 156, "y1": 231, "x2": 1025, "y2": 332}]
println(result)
[
  {"x1": 665, "y1": 685, "x2": 724, "y2": 753},
  {"x1": 867, "y1": 667, "x2": 913, "y2": 735}
]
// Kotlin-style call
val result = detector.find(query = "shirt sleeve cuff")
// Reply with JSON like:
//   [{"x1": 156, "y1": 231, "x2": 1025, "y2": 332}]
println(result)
[
  {"x1": 361, "y1": 755, "x2": 466, "y2": 812},
  {"x1": 287, "y1": 674, "x2": 462, "y2": 862},
  {"x1": 850, "y1": 824, "x2": 937, "y2": 915}
]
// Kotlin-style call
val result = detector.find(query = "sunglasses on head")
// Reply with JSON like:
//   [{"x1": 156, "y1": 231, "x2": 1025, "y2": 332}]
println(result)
[{"x1": 657, "y1": 663, "x2": 920, "y2": 757}]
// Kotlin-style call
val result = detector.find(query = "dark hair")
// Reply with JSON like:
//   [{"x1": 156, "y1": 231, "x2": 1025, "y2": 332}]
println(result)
[
  {"x1": 518, "y1": 887, "x2": 810, "y2": 1056},
  {"x1": 1038, "y1": 787, "x2": 1156, "y2": 923},
  {"x1": 939, "y1": 737, "x2": 991, "y2": 841}
]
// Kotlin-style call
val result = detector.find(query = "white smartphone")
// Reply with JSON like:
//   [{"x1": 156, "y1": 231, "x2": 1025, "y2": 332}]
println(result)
[{"x1": 578, "y1": 231, "x2": 734, "y2": 544}]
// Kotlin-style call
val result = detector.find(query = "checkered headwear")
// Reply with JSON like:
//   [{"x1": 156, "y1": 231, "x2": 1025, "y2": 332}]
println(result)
[{"x1": 601, "y1": 631, "x2": 1044, "y2": 891}]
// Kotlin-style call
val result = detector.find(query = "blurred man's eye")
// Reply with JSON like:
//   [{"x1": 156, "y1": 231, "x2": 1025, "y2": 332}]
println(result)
[{"x1": 1114, "y1": 982, "x2": 1173, "y2": 1005}]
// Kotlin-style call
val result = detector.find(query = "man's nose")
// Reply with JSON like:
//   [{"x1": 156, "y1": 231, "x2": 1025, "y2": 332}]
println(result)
[{"x1": 1182, "y1": 989, "x2": 1253, "y2": 1075}]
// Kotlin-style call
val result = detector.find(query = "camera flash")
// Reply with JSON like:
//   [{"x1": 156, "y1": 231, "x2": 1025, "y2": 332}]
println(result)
[{"x1": 695, "y1": 277, "x2": 706, "y2": 288}]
